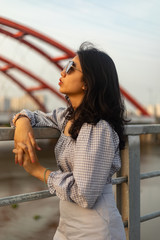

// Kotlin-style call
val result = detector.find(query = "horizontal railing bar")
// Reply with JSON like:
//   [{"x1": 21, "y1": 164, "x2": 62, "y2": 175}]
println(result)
[
  {"x1": 125, "y1": 124, "x2": 160, "y2": 135},
  {"x1": 140, "y1": 211, "x2": 160, "y2": 222},
  {"x1": 112, "y1": 176, "x2": 127, "y2": 185},
  {"x1": 1, "y1": 124, "x2": 160, "y2": 141},
  {"x1": 124, "y1": 211, "x2": 160, "y2": 226},
  {"x1": 0, "y1": 172, "x2": 159, "y2": 207},
  {"x1": 123, "y1": 211, "x2": 160, "y2": 226},
  {"x1": 2, "y1": 194, "x2": 160, "y2": 223},
  {"x1": 140, "y1": 171, "x2": 160, "y2": 180},
  {"x1": 0, "y1": 127, "x2": 60, "y2": 141},
  {"x1": 0, "y1": 176, "x2": 127, "y2": 207},
  {"x1": 0, "y1": 190, "x2": 55, "y2": 207}
]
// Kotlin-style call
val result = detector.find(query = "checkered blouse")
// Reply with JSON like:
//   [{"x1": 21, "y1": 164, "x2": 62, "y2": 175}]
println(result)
[{"x1": 14, "y1": 108, "x2": 121, "y2": 208}]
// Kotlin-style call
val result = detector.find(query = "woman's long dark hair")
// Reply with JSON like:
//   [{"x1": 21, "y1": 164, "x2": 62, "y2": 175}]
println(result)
[{"x1": 66, "y1": 42, "x2": 127, "y2": 150}]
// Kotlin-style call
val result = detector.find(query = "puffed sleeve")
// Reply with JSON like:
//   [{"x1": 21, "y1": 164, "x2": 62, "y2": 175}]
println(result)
[
  {"x1": 47, "y1": 120, "x2": 120, "y2": 208},
  {"x1": 11, "y1": 107, "x2": 67, "y2": 131}
]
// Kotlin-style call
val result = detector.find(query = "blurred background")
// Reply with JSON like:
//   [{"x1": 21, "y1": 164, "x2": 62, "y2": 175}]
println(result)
[
  {"x1": 0, "y1": 0, "x2": 160, "y2": 123},
  {"x1": 0, "y1": 1, "x2": 160, "y2": 240}
]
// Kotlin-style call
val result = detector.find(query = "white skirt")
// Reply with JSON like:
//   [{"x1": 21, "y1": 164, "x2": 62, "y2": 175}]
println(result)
[{"x1": 53, "y1": 184, "x2": 126, "y2": 240}]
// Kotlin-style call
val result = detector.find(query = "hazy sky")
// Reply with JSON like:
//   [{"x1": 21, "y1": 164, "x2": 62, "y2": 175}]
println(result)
[{"x1": 0, "y1": 0, "x2": 160, "y2": 111}]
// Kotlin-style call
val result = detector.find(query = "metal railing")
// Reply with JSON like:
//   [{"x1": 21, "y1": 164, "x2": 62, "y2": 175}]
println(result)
[{"x1": 0, "y1": 125, "x2": 160, "y2": 240}]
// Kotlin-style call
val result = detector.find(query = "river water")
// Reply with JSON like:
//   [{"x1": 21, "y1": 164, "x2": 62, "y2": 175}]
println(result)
[{"x1": 0, "y1": 139, "x2": 159, "y2": 240}]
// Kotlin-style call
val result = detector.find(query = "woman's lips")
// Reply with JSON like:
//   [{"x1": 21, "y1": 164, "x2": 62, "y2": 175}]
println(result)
[{"x1": 58, "y1": 78, "x2": 63, "y2": 85}]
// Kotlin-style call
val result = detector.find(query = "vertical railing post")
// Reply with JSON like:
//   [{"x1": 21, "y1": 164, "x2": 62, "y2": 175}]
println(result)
[
  {"x1": 117, "y1": 135, "x2": 140, "y2": 240},
  {"x1": 117, "y1": 139, "x2": 130, "y2": 239},
  {"x1": 128, "y1": 135, "x2": 140, "y2": 240}
]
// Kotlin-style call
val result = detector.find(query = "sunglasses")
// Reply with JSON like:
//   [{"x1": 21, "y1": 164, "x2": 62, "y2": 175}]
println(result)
[{"x1": 63, "y1": 61, "x2": 82, "y2": 74}]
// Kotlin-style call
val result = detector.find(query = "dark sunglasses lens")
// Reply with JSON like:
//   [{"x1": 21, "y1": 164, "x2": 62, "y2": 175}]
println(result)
[{"x1": 66, "y1": 61, "x2": 73, "y2": 74}]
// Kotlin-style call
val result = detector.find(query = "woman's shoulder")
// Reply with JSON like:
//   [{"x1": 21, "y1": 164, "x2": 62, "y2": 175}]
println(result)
[
  {"x1": 79, "y1": 119, "x2": 119, "y2": 142},
  {"x1": 96, "y1": 120, "x2": 119, "y2": 140},
  {"x1": 77, "y1": 120, "x2": 119, "y2": 150},
  {"x1": 96, "y1": 119, "x2": 112, "y2": 130}
]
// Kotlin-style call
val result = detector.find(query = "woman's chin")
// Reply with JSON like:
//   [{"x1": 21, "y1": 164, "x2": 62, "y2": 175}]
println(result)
[{"x1": 59, "y1": 89, "x2": 66, "y2": 94}]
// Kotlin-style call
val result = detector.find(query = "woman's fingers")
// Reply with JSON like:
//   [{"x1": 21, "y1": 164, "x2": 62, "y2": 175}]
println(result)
[
  {"x1": 13, "y1": 149, "x2": 18, "y2": 164},
  {"x1": 13, "y1": 132, "x2": 40, "y2": 165},
  {"x1": 13, "y1": 142, "x2": 29, "y2": 166},
  {"x1": 14, "y1": 142, "x2": 36, "y2": 164},
  {"x1": 17, "y1": 142, "x2": 28, "y2": 152},
  {"x1": 13, "y1": 149, "x2": 18, "y2": 154},
  {"x1": 13, "y1": 145, "x2": 25, "y2": 166},
  {"x1": 15, "y1": 153, "x2": 18, "y2": 164},
  {"x1": 28, "y1": 132, "x2": 41, "y2": 151},
  {"x1": 27, "y1": 143, "x2": 36, "y2": 163},
  {"x1": 18, "y1": 135, "x2": 37, "y2": 163},
  {"x1": 18, "y1": 148, "x2": 24, "y2": 166},
  {"x1": 26, "y1": 133, "x2": 37, "y2": 163},
  {"x1": 14, "y1": 141, "x2": 18, "y2": 164}
]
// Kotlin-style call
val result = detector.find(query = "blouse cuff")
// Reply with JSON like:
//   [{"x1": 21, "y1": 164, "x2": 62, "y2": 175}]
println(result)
[
  {"x1": 12, "y1": 112, "x2": 30, "y2": 127},
  {"x1": 11, "y1": 110, "x2": 36, "y2": 127},
  {"x1": 47, "y1": 171, "x2": 57, "y2": 194}
]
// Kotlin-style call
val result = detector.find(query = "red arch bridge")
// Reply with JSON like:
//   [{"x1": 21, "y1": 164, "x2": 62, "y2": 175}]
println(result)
[{"x1": 0, "y1": 17, "x2": 150, "y2": 116}]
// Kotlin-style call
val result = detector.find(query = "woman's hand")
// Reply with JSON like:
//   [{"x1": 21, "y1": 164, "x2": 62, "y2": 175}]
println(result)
[
  {"x1": 13, "y1": 134, "x2": 51, "y2": 182},
  {"x1": 14, "y1": 117, "x2": 41, "y2": 165},
  {"x1": 13, "y1": 141, "x2": 40, "y2": 174}
]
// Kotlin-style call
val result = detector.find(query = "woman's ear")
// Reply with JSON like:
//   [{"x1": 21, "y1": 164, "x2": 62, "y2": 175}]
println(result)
[{"x1": 82, "y1": 84, "x2": 87, "y2": 91}]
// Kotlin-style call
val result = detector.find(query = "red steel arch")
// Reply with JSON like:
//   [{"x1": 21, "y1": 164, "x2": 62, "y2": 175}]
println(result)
[
  {"x1": 0, "y1": 17, "x2": 150, "y2": 116},
  {"x1": 0, "y1": 56, "x2": 66, "y2": 112},
  {"x1": 0, "y1": 17, "x2": 75, "y2": 69},
  {"x1": 0, "y1": 16, "x2": 75, "y2": 111}
]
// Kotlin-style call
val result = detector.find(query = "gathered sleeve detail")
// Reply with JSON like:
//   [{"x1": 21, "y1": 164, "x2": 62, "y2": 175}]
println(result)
[
  {"x1": 47, "y1": 170, "x2": 75, "y2": 201},
  {"x1": 47, "y1": 120, "x2": 120, "y2": 208},
  {"x1": 11, "y1": 107, "x2": 67, "y2": 131}
]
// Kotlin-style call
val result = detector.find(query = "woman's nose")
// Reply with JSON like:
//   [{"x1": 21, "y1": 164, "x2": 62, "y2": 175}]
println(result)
[{"x1": 61, "y1": 69, "x2": 66, "y2": 77}]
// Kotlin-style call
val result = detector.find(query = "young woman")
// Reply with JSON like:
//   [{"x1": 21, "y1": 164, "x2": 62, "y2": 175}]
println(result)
[{"x1": 12, "y1": 42, "x2": 126, "y2": 240}]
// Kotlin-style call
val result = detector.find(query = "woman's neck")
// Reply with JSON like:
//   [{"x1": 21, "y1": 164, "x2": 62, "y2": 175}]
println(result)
[{"x1": 69, "y1": 95, "x2": 84, "y2": 110}]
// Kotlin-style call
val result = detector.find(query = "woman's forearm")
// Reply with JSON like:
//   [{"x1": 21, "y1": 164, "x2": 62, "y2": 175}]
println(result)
[{"x1": 31, "y1": 165, "x2": 51, "y2": 184}]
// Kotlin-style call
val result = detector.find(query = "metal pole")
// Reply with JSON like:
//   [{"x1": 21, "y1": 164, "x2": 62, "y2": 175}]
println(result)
[
  {"x1": 128, "y1": 135, "x2": 140, "y2": 240},
  {"x1": 117, "y1": 135, "x2": 141, "y2": 240}
]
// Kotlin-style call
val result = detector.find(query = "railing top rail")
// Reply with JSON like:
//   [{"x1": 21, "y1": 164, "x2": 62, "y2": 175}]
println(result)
[
  {"x1": 0, "y1": 127, "x2": 60, "y2": 141},
  {"x1": 0, "y1": 124, "x2": 160, "y2": 141},
  {"x1": 125, "y1": 124, "x2": 160, "y2": 135}
]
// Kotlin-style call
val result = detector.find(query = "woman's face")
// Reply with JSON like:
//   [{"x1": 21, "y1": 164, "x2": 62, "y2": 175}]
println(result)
[{"x1": 59, "y1": 55, "x2": 85, "y2": 100}]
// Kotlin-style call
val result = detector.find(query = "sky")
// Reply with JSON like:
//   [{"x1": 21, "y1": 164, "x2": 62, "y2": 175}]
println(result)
[{"x1": 0, "y1": 0, "x2": 160, "y2": 112}]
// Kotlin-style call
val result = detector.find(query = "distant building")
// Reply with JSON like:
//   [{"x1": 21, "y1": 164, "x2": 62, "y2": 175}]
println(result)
[
  {"x1": 155, "y1": 104, "x2": 160, "y2": 117},
  {"x1": 0, "y1": 94, "x2": 46, "y2": 112},
  {"x1": 0, "y1": 96, "x2": 10, "y2": 111},
  {"x1": 147, "y1": 104, "x2": 160, "y2": 118},
  {"x1": 10, "y1": 94, "x2": 46, "y2": 111}
]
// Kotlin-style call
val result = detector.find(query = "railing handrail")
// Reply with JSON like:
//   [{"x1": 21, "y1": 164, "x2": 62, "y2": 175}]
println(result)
[
  {"x1": 0, "y1": 127, "x2": 60, "y2": 141},
  {"x1": 1, "y1": 124, "x2": 160, "y2": 141},
  {"x1": 125, "y1": 124, "x2": 160, "y2": 135}
]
